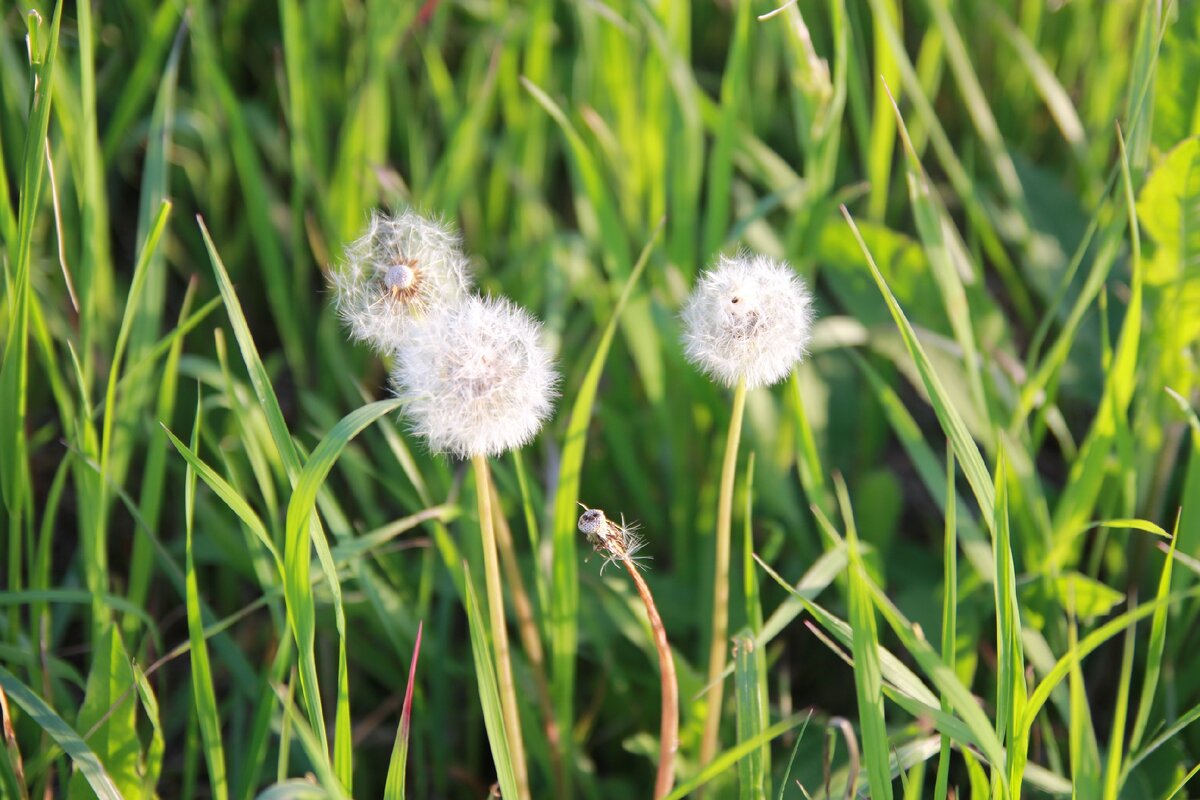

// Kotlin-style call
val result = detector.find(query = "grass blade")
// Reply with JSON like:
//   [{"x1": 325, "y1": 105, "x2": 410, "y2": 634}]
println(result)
[
  {"x1": 383, "y1": 621, "x2": 423, "y2": 800},
  {"x1": 840, "y1": 206, "x2": 995, "y2": 527},
  {"x1": 464, "y1": 566, "x2": 520, "y2": 800},
  {"x1": 0, "y1": 667, "x2": 121, "y2": 800},
  {"x1": 184, "y1": 394, "x2": 229, "y2": 800}
]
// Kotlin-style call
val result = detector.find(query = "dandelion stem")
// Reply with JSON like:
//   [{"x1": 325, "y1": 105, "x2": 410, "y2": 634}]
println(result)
[
  {"x1": 490, "y1": 482, "x2": 566, "y2": 797},
  {"x1": 624, "y1": 557, "x2": 679, "y2": 798},
  {"x1": 700, "y1": 375, "x2": 748, "y2": 771},
  {"x1": 472, "y1": 454, "x2": 530, "y2": 800}
]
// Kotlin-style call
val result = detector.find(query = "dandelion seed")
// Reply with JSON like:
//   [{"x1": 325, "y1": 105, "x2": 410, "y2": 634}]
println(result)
[
  {"x1": 331, "y1": 209, "x2": 473, "y2": 355},
  {"x1": 390, "y1": 295, "x2": 558, "y2": 458},
  {"x1": 680, "y1": 252, "x2": 815, "y2": 389}
]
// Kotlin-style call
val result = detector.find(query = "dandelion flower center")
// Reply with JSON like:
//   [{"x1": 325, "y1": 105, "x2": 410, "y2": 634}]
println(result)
[
  {"x1": 330, "y1": 210, "x2": 472, "y2": 356},
  {"x1": 383, "y1": 262, "x2": 417, "y2": 296}
]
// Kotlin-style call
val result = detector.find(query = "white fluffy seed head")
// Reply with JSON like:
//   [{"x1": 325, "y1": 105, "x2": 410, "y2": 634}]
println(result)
[
  {"x1": 390, "y1": 295, "x2": 559, "y2": 458},
  {"x1": 330, "y1": 210, "x2": 473, "y2": 355},
  {"x1": 680, "y1": 253, "x2": 815, "y2": 389}
]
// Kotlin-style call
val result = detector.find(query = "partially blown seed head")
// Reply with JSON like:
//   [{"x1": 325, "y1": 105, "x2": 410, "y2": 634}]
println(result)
[
  {"x1": 577, "y1": 505, "x2": 649, "y2": 574},
  {"x1": 390, "y1": 295, "x2": 558, "y2": 458},
  {"x1": 681, "y1": 253, "x2": 815, "y2": 389},
  {"x1": 331, "y1": 210, "x2": 473, "y2": 355}
]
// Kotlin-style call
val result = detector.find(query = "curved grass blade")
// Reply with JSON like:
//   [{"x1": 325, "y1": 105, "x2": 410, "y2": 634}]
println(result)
[
  {"x1": 840, "y1": 206, "x2": 995, "y2": 529},
  {"x1": 283, "y1": 398, "x2": 403, "y2": 785},
  {"x1": 661, "y1": 714, "x2": 810, "y2": 800},
  {"x1": 0, "y1": 666, "x2": 121, "y2": 800}
]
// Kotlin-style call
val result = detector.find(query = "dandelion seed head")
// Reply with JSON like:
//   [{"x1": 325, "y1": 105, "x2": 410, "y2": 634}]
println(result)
[
  {"x1": 390, "y1": 295, "x2": 558, "y2": 458},
  {"x1": 680, "y1": 253, "x2": 815, "y2": 389},
  {"x1": 331, "y1": 209, "x2": 473, "y2": 355},
  {"x1": 577, "y1": 507, "x2": 651, "y2": 573}
]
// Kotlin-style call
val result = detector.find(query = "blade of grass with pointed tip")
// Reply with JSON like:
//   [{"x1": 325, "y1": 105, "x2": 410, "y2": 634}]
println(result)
[
  {"x1": 131, "y1": 664, "x2": 164, "y2": 795},
  {"x1": 886, "y1": 87, "x2": 987, "y2": 421},
  {"x1": 384, "y1": 621, "x2": 423, "y2": 800},
  {"x1": 161, "y1": 425, "x2": 281, "y2": 572},
  {"x1": 841, "y1": 207, "x2": 995, "y2": 528},
  {"x1": 283, "y1": 398, "x2": 403, "y2": 786},
  {"x1": 198, "y1": 215, "x2": 349, "y2": 773},
  {"x1": 185, "y1": 394, "x2": 229, "y2": 800}
]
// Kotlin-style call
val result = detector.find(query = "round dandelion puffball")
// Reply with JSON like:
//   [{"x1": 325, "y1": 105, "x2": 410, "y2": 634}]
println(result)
[
  {"x1": 390, "y1": 295, "x2": 559, "y2": 458},
  {"x1": 331, "y1": 209, "x2": 473, "y2": 355},
  {"x1": 681, "y1": 253, "x2": 815, "y2": 389}
]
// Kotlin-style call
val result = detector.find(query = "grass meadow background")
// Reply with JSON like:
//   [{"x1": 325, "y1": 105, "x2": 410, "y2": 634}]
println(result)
[{"x1": 2, "y1": 0, "x2": 1200, "y2": 797}]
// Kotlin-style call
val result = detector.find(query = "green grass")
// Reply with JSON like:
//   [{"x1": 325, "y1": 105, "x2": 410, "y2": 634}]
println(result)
[{"x1": 2, "y1": 0, "x2": 1200, "y2": 797}]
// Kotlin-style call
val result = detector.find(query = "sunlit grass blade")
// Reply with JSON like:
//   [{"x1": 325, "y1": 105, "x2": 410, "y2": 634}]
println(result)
[
  {"x1": 384, "y1": 621, "x2": 423, "y2": 800},
  {"x1": 184, "y1": 394, "x2": 229, "y2": 800}
]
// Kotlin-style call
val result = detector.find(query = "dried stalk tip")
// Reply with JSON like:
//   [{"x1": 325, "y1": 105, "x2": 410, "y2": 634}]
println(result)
[{"x1": 577, "y1": 507, "x2": 650, "y2": 573}]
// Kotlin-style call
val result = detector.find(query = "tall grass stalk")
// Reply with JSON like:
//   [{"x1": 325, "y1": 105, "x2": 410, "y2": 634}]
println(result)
[
  {"x1": 700, "y1": 375, "x2": 748, "y2": 768},
  {"x1": 472, "y1": 454, "x2": 530, "y2": 800}
]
